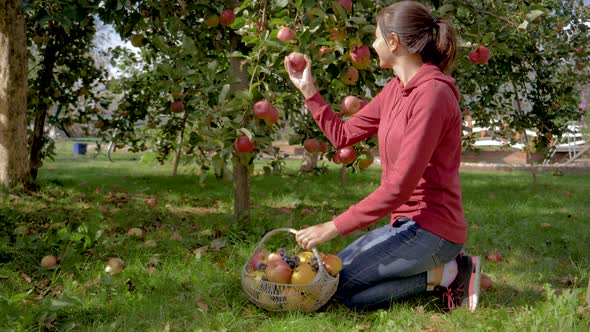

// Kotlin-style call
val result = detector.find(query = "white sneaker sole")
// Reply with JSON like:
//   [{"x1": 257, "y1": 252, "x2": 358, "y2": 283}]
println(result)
[{"x1": 467, "y1": 256, "x2": 481, "y2": 312}]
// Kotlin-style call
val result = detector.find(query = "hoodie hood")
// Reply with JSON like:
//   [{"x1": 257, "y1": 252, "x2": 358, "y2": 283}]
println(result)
[{"x1": 400, "y1": 63, "x2": 460, "y2": 101}]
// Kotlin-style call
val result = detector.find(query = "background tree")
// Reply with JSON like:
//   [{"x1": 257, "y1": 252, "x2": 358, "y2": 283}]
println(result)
[
  {"x1": 25, "y1": 0, "x2": 108, "y2": 179},
  {"x1": 0, "y1": 0, "x2": 29, "y2": 190}
]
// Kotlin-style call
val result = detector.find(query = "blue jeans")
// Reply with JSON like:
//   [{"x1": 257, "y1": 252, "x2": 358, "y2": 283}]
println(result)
[{"x1": 334, "y1": 218, "x2": 463, "y2": 310}]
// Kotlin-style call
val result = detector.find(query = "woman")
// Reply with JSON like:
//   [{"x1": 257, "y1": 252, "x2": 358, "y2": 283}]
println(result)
[{"x1": 284, "y1": 1, "x2": 481, "y2": 311}]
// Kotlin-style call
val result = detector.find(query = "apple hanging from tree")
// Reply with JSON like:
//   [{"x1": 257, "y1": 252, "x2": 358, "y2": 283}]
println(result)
[
  {"x1": 170, "y1": 101, "x2": 185, "y2": 113},
  {"x1": 205, "y1": 14, "x2": 220, "y2": 28},
  {"x1": 342, "y1": 95, "x2": 361, "y2": 115},
  {"x1": 303, "y1": 138, "x2": 322, "y2": 153},
  {"x1": 336, "y1": 146, "x2": 356, "y2": 164},
  {"x1": 219, "y1": 9, "x2": 236, "y2": 27},
  {"x1": 318, "y1": 46, "x2": 332, "y2": 58},
  {"x1": 287, "y1": 52, "x2": 306, "y2": 73},
  {"x1": 350, "y1": 44, "x2": 370, "y2": 69},
  {"x1": 329, "y1": 28, "x2": 347, "y2": 42},
  {"x1": 253, "y1": 100, "x2": 279, "y2": 125},
  {"x1": 341, "y1": 66, "x2": 359, "y2": 85},
  {"x1": 337, "y1": 0, "x2": 353, "y2": 13},
  {"x1": 234, "y1": 135, "x2": 255, "y2": 153},
  {"x1": 358, "y1": 152, "x2": 374, "y2": 169},
  {"x1": 277, "y1": 27, "x2": 296, "y2": 42},
  {"x1": 468, "y1": 46, "x2": 491, "y2": 65},
  {"x1": 130, "y1": 34, "x2": 144, "y2": 47}
]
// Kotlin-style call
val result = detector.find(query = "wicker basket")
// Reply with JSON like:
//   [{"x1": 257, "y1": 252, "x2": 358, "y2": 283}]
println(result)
[{"x1": 241, "y1": 228, "x2": 339, "y2": 312}]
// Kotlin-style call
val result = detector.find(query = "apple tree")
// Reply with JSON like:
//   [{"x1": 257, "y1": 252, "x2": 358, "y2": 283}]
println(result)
[
  {"x1": 25, "y1": 0, "x2": 109, "y2": 179},
  {"x1": 434, "y1": 0, "x2": 589, "y2": 160}
]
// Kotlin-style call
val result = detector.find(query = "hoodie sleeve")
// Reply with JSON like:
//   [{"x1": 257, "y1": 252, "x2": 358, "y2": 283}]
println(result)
[
  {"x1": 304, "y1": 83, "x2": 392, "y2": 148},
  {"x1": 332, "y1": 81, "x2": 456, "y2": 235}
]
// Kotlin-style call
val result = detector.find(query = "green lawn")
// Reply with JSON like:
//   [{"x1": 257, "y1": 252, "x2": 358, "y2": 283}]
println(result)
[{"x1": 1, "y1": 142, "x2": 589, "y2": 331}]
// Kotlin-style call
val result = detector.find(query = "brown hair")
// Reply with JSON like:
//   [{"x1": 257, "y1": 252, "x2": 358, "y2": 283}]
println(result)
[{"x1": 376, "y1": 1, "x2": 457, "y2": 75}]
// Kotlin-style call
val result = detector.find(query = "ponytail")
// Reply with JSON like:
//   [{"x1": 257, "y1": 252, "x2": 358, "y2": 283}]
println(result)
[
  {"x1": 376, "y1": 1, "x2": 458, "y2": 75},
  {"x1": 432, "y1": 17, "x2": 457, "y2": 75}
]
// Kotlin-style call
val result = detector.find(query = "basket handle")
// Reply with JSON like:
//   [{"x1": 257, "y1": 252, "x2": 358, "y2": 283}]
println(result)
[{"x1": 253, "y1": 228, "x2": 329, "y2": 272}]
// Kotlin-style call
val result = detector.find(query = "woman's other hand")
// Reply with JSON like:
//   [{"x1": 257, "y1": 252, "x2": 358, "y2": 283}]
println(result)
[{"x1": 295, "y1": 221, "x2": 339, "y2": 250}]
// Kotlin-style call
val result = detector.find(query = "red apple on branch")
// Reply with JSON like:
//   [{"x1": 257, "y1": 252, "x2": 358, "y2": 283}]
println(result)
[
  {"x1": 468, "y1": 46, "x2": 491, "y2": 65},
  {"x1": 170, "y1": 101, "x2": 185, "y2": 113},
  {"x1": 287, "y1": 53, "x2": 306, "y2": 73},
  {"x1": 336, "y1": 146, "x2": 356, "y2": 164},
  {"x1": 350, "y1": 44, "x2": 370, "y2": 69},
  {"x1": 234, "y1": 136, "x2": 255, "y2": 153},
  {"x1": 303, "y1": 138, "x2": 322, "y2": 153},
  {"x1": 342, "y1": 95, "x2": 361, "y2": 115},
  {"x1": 219, "y1": 9, "x2": 236, "y2": 27},
  {"x1": 341, "y1": 66, "x2": 359, "y2": 85},
  {"x1": 337, "y1": 0, "x2": 353, "y2": 13},
  {"x1": 318, "y1": 46, "x2": 332, "y2": 58},
  {"x1": 253, "y1": 100, "x2": 279, "y2": 125},
  {"x1": 277, "y1": 27, "x2": 296, "y2": 42}
]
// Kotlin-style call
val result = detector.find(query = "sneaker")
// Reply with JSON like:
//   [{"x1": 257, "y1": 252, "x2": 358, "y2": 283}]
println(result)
[{"x1": 436, "y1": 255, "x2": 481, "y2": 312}]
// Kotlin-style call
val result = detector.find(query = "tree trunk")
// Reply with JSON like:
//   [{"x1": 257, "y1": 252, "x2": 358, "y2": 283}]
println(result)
[
  {"x1": 0, "y1": 0, "x2": 30, "y2": 189},
  {"x1": 585, "y1": 277, "x2": 590, "y2": 311},
  {"x1": 29, "y1": 30, "x2": 58, "y2": 179},
  {"x1": 300, "y1": 151, "x2": 320, "y2": 172},
  {"x1": 232, "y1": 154, "x2": 249, "y2": 223},
  {"x1": 172, "y1": 111, "x2": 188, "y2": 176},
  {"x1": 339, "y1": 164, "x2": 346, "y2": 188},
  {"x1": 229, "y1": 0, "x2": 250, "y2": 224}
]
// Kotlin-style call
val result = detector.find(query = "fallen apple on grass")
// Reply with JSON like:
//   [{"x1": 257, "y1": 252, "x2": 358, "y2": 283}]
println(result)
[
  {"x1": 41, "y1": 255, "x2": 58, "y2": 269},
  {"x1": 481, "y1": 273, "x2": 493, "y2": 290},
  {"x1": 127, "y1": 228, "x2": 144, "y2": 238},
  {"x1": 485, "y1": 251, "x2": 503, "y2": 263},
  {"x1": 105, "y1": 257, "x2": 125, "y2": 274}
]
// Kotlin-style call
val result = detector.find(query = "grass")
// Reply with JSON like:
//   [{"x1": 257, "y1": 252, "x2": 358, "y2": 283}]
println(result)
[{"x1": 1, "y1": 141, "x2": 589, "y2": 331}]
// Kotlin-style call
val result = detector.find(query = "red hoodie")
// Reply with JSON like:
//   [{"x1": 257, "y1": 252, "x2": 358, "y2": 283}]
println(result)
[{"x1": 304, "y1": 63, "x2": 466, "y2": 244}]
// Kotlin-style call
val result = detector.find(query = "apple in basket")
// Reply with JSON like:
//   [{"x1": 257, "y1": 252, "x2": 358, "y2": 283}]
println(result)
[
  {"x1": 282, "y1": 288, "x2": 305, "y2": 310},
  {"x1": 322, "y1": 254, "x2": 343, "y2": 276},
  {"x1": 266, "y1": 259, "x2": 292, "y2": 283},
  {"x1": 248, "y1": 251, "x2": 268, "y2": 271}
]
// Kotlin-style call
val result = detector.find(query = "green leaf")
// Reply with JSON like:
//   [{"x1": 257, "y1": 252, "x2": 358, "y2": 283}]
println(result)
[
  {"x1": 526, "y1": 10, "x2": 544, "y2": 22},
  {"x1": 306, "y1": 7, "x2": 327, "y2": 19},
  {"x1": 47, "y1": 295, "x2": 81, "y2": 311},
  {"x1": 437, "y1": 4, "x2": 455, "y2": 15},
  {"x1": 237, "y1": 128, "x2": 254, "y2": 140},
  {"x1": 271, "y1": 0, "x2": 289, "y2": 13},
  {"x1": 219, "y1": 84, "x2": 231, "y2": 105},
  {"x1": 10, "y1": 293, "x2": 29, "y2": 303},
  {"x1": 518, "y1": 20, "x2": 529, "y2": 30}
]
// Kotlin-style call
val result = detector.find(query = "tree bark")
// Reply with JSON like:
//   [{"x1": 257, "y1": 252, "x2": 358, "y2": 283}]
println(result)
[
  {"x1": 300, "y1": 151, "x2": 320, "y2": 172},
  {"x1": 0, "y1": 0, "x2": 30, "y2": 189},
  {"x1": 229, "y1": 0, "x2": 250, "y2": 224},
  {"x1": 586, "y1": 277, "x2": 590, "y2": 311}
]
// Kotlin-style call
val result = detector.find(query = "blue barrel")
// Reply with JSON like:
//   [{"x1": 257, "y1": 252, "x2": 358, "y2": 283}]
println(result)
[{"x1": 73, "y1": 143, "x2": 87, "y2": 155}]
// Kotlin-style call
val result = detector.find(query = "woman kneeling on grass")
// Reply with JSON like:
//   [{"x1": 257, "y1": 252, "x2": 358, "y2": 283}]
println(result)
[{"x1": 285, "y1": 0, "x2": 481, "y2": 312}]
